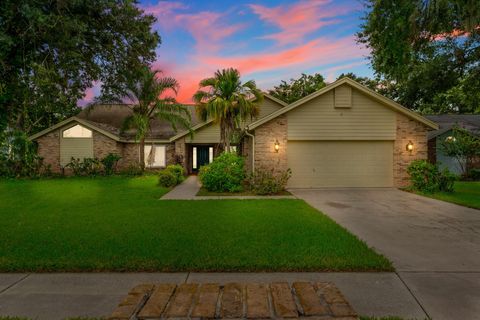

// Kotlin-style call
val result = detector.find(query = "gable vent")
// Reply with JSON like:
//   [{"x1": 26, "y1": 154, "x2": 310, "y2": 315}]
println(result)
[{"x1": 334, "y1": 85, "x2": 352, "y2": 108}]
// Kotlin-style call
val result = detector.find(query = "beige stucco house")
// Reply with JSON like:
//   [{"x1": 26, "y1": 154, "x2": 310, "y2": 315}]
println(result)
[{"x1": 30, "y1": 77, "x2": 438, "y2": 188}]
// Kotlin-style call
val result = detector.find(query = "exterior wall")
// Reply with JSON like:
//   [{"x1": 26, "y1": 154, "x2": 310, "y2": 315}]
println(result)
[
  {"x1": 428, "y1": 138, "x2": 436, "y2": 164},
  {"x1": 258, "y1": 97, "x2": 284, "y2": 119},
  {"x1": 166, "y1": 143, "x2": 176, "y2": 165},
  {"x1": 118, "y1": 143, "x2": 139, "y2": 169},
  {"x1": 287, "y1": 86, "x2": 396, "y2": 140},
  {"x1": 394, "y1": 113, "x2": 430, "y2": 187},
  {"x1": 187, "y1": 123, "x2": 221, "y2": 143},
  {"x1": 242, "y1": 136, "x2": 253, "y2": 173},
  {"x1": 253, "y1": 114, "x2": 288, "y2": 175},
  {"x1": 37, "y1": 130, "x2": 61, "y2": 173},
  {"x1": 175, "y1": 137, "x2": 187, "y2": 171},
  {"x1": 93, "y1": 131, "x2": 122, "y2": 161},
  {"x1": 334, "y1": 85, "x2": 352, "y2": 108}
]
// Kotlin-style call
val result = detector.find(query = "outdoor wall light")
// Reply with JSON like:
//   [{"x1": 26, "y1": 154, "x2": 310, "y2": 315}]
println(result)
[
  {"x1": 274, "y1": 139, "x2": 280, "y2": 153},
  {"x1": 445, "y1": 136, "x2": 456, "y2": 142},
  {"x1": 406, "y1": 140, "x2": 414, "y2": 152}
]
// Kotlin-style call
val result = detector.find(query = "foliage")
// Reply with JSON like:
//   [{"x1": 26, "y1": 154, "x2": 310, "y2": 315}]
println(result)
[
  {"x1": 0, "y1": 130, "x2": 47, "y2": 178},
  {"x1": 120, "y1": 164, "x2": 144, "y2": 176},
  {"x1": 248, "y1": 168, "x2": 292, "y2": 195},
  {"x1": 158, "y1": 164, "x2": 185, "y2": 187},
  {"x1": 101, "y1": 153, "x2": 122, "y2": 175},
  {"x1": 407, "y1": 160, "x2": 456, "y2": 193},
  {"x1": 199, "y1": 152, "x2": 245, "y2": 192},
  {"x1": 268, "y1": 73, "x2": 326, "y2": 104},
  {"x1": 357, "y1": 0, "x2": 480, "y2": 113},
  {"x1": 166, "y1": 164, "x2": 185, "y2": 183},
  {"x1": 158, "y1": 170, "x2": 178, "y2": 188},
  {"x1": 0, "y1": 0, "x2": 160, "y2": 134},
  {"x1": 418, "y1": 181, "x2": 480, "y2": 209},
  {"x1": 440, "y1": 126, "x2": 480, "y2": 176},
  {"x1": 194, "y1": 68, "x2": 263, "y2": 151},
  {"x1": 469, "y1": 169, "x2": 480, "y2": 181},
  {"x1": 94, "y1": 67, "x2": 190, "y2": 171},
  {"x1": 66, "y1": 158, "x2": 102, "y2": 176},
  {"x1": 0, "y1": 176, "x2": 392, "y2": 271}
]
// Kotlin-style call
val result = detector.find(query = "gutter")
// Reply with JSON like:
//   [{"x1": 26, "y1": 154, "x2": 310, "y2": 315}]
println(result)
[{"x1": 245, "y1": 130, "x2": 255, "y2": 172}]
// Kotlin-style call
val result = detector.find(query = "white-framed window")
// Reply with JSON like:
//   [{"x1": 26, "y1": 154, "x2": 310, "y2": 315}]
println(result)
[
  {"x1": 144, "y1": 145, "x2": 166, "y2": 168},
  {"x1": 209, "y1": 147, "x2": 214, "y2": 163},
  {"x1": 62, "y1": 124, "x2": 92, "y2": 138}
]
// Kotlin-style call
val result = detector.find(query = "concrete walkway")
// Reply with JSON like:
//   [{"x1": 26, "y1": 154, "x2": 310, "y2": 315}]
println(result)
[
  {"x1": 292, "y1": 188, "x2": 480, "y2": 320},
  {"x1": 161, "y1": 175, "x2": 296, "y2": 200},
  {"x1": 0, "y1": 272, "x2": 425, "y2": 320}
]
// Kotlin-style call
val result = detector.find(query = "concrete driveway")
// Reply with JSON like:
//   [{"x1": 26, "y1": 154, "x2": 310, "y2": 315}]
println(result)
[{"x1": 291, "y1": 188, "x2": 480, "y2": 320}]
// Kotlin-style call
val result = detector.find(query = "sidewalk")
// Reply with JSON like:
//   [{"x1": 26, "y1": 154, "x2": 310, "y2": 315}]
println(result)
[{"x1": 0, "y1": 272, "x2": 426, "y2": 320}]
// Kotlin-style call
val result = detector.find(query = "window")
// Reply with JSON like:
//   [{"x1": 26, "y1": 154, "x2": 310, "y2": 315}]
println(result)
[
  {"x1": 62, "y1": 124, "x2": 92, "y2": 138},
  {"x1": 144, "y1": 145, "x2": 166, "y2": 168},
  {"x1": 193, "y1": 147, "x2": 197, "y2": 169},
  {"x1": 209, "y1": 147, "x2": 214, "y2": 163}
]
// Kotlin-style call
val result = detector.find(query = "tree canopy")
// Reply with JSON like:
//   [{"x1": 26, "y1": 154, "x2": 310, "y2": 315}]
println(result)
[
  {"x1": 357, "y1": 0, "x2": 480, "y2": 114},
  {"x1": 194, "y1": 68, "x2": 263, "y2": 151},
  {"x1": 0, "y1": 0, "x2": 160, "y2": 134},
  {"x1": 268, "y1": 73, "x2": 326, "y2": 104}
]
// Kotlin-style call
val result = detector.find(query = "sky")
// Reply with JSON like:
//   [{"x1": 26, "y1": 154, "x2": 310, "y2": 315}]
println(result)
[{"x1": 82, "y1": 0, "x2": 373, "y2": 104}]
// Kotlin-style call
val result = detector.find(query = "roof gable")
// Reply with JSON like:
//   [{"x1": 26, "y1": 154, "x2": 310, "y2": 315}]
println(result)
[{"x1": 247, "y1": 77, "x2": 438, "y2": 130}]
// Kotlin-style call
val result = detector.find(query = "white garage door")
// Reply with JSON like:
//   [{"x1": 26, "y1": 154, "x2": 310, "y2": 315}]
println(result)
[{"x1": 287, "y1": 141, "x2": 393, "y2": 188}]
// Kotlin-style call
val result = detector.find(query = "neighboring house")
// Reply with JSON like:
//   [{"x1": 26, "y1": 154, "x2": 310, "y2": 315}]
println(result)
[
  {"x1": 425, "y1": 114, "x2": 480, "y2": 175},
  {"x1": 29, "y1": 77, "x2": 438, "y2": 188}
]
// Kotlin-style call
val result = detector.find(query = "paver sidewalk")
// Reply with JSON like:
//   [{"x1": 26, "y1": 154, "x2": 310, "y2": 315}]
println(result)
[
  {"x1": 0, "y1": 272, "x2": 426, "y2": 320},
  {"x1": 109, "y1": 282, "x2": 358, "y2": 319}
]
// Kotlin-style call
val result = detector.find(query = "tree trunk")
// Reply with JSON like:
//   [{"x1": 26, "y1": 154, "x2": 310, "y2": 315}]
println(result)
[{"x1": 139, "y1": 137, "x2": 146, "y2": 171}]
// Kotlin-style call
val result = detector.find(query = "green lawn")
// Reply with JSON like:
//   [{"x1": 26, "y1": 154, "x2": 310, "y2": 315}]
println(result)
[
  {"x1": 420, "y1": 181, "x2": 480, "y2": 209},
  {"x1": 0, "y1": 176, "x2": 392, "y2": 272}
]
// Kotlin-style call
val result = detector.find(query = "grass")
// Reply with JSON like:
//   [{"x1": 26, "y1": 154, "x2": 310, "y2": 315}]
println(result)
[
  {"x1": 0, "y1": 176, "x2": 392, "y2": 272},
  {"x1": 196, "y1": 186, "x2": 292, "y2": 196},
  {"x1": 417, "y1": 181, "x2": 480, "y2": 209}
]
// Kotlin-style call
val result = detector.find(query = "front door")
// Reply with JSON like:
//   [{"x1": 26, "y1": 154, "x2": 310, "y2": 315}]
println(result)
[{"x1": 192, "y1": 146, "x2": 212, "y2": 173}]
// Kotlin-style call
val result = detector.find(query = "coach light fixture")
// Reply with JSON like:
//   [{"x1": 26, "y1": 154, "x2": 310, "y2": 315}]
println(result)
[{"x1": 274, "y1": 139, "x2": 280, "y2": 153}]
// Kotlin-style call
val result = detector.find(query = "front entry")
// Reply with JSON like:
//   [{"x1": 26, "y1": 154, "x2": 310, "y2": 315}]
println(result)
[{"x1": 192, "y1": 145, "x2": 214, "y2": 173}]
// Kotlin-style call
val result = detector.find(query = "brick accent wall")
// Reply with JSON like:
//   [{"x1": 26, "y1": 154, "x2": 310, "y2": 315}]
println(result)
[
  {"x1": 242, "y1": 136, "x2": 253, "y2": 173},
  {"x1": 93, "y1": 131, "x2": 122, "y2": 161},
  {"x1": 37, "y1": 130, "x2": 61, "y2": 173},
  {"x1": 166, "y1": 144, "x2": 176, "y2": 165},
  {"x1": 175, "y1": 138, "x2": 187, "y2": 171},
  {"x1": 394, "y1": 113, "x2": 430, "y2": 187},
  {"x1": 253, "y1": 115, "x2": 288, "y2": 175}
]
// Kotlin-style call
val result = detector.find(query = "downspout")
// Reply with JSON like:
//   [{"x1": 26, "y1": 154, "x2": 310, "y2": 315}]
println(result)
[{"x1": 245, "y1": 130, "x2": 255, "y2": 172}]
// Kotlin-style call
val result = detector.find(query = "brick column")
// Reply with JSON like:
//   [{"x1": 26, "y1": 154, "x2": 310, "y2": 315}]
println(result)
[
  {"x1": 394, "y1": 113, "x2": 430, "y2": 187},
  {"x1": 253, "y1": 114, "x2": 288, "y2": 175}
]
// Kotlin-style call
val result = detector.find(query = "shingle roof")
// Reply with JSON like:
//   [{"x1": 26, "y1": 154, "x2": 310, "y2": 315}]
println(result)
[
  {"x1": 425, "y1": 114, "x2": 480, "y2": 139},
  {"x1": 77, "y1": 104, "x2": 201, "y2": 140}
]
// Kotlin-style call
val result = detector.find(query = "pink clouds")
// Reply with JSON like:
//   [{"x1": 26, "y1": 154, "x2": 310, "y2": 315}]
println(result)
[{"x1": 249, "y1": 0, "x2": 352, "y2": 45}]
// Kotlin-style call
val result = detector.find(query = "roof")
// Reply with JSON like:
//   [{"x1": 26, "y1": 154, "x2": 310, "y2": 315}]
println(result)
[
  {"x1": 247, "y1": 77, "x2": 439, "y2": 130},
  {"x1": 425, "y1": 114, "x2": 480, "y2": 139},
  {"x1": 29, "y1": 94, "x2": 286, "y2": 142}
]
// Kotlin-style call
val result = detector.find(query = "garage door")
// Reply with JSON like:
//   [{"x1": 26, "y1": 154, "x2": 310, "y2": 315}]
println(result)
[{"x1": 287, "y1": 141, "x2": 393, "y2": 188}]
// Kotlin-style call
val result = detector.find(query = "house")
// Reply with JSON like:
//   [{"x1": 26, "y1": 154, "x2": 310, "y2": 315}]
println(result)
[
  {"x1": 425, "y1": 114, "x2": 480, "y2": 175},
  {"x1": 29, "y1": 77, "x2": 438, "y2": 188}
]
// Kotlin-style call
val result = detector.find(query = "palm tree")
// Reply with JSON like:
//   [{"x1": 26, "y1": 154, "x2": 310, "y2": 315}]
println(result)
[
  {"x1": 193, "y1": 68, "x2": 263, "y2": 152},
  {"x1": 120, "y1": 68, "x2": 191, "y2": 170}
]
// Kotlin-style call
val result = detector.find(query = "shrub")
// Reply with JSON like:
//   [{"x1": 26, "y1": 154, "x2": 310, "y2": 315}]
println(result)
[
  {"x1": 467, "y1": 168, "x2": 480, "y2": 181},
  {"x1": 199, "y1": 152, "x2": 245, "y2": 192},
  {"x1": 248, "y1": 168, "x2": 292, "y2": 195},
  {"x1": 158, "y1": 170, "x2": 178, "y2": 187},
  {"x1": 101, "y1": 153, "x2": 121, "y2": 175},
  {"x1": 66, "y1": 157, "x2": 102, "y2": 176},
  {"x1": 407, "y1": 160, "x2": 456, "y2": 193},
  {"x1": 120, "y1": 163, "x2": 144, "y2": 176},
  {"x1": 166, "y1": 164, "x2": 185, "y2": 183},
  {"x1": 0, "y1": 130, "x2": 46, "y2": 178}
]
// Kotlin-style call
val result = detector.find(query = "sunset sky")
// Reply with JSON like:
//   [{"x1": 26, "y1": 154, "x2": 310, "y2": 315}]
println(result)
[{"x1": 83, "y1": 0, "x2": 373, "y2": 104}]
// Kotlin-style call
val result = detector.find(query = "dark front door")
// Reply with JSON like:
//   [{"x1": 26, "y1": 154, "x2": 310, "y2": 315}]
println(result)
[{"x1": 197, "y1": 146, "x2": 210, "y2": 168}]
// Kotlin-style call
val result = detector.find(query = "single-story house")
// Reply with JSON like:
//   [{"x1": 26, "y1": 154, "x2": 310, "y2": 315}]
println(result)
[
  {"x1": 29, "y1": 77, "x2": 438, "y2": 188},
  {"x1": 425, "y1": 114, "x2": 480, "y2": 175}
]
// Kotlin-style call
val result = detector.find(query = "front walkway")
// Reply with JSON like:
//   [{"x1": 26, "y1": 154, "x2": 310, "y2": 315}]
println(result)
[
  {"x1": 161, "y1": 176, "x2": 296, "y2": 200},
  {"x1": 0, "y1": 272, "x2": 425, "y2": 320},
  {"x1": 292, "y1": 188, "x2": 480, "y2": 320}
]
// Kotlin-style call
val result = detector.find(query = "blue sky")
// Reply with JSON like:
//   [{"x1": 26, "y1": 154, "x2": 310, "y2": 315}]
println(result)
[{"x1": 84, "y1": 0, "x2": 373, "y2": 103}]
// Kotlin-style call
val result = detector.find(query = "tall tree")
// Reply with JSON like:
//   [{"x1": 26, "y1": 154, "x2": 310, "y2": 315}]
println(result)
[
  {"x1": 336, "y1": 73, "x2": 399, "y2": 99},
  {"x1": 96, "y1": 67, "x2": 191, "y2": 170},
  {"x1": 193, "y1": 68, "x2": 263, "y2": 152},
  {"x1": 0, "y1": 0, "x2": 160, "y2": 134},
  {"x1": 357, "y1": 0, "x2": 480, "y2": 114},
  {"x1": 268, "y1": 73, "x2": 326, "y2": 104}
]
